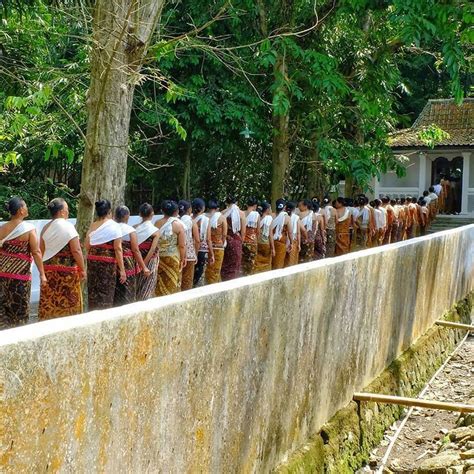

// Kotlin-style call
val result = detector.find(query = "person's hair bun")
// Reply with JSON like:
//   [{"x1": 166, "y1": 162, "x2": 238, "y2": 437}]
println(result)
[{"x1": 95, "y1": 199, "x2": 111, "y2": 218}]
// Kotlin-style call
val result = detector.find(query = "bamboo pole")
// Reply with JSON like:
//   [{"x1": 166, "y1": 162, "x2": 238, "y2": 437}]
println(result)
[
  {"x1": 353, "y1": 393, "x2": 474, "y2": 413},
  {"x1": 435, "y1": 320, "x2": 474, "y2": 331}
]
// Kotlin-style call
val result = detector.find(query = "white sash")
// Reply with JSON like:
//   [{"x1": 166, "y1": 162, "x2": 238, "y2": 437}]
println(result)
[
  {"x1": 195, "y1": 214, "x2": 209, "y2": 241},
  {"x1": 119, "y1": 223, "x2": 136, "y2": 242},
  {"x1": 337, "y1": 209, "x2": 350, "y2": 222},
  {"x1": 160, "y1": 217, "x2": 181, "y2": 237},
  {"x1": 300, "y1": 211, "x2": 313, "y2": 231},
  {"x1": 272, "y1": 211, "x2": 288, "y2": 241},
  {"x1": 181, "y1": 215, "x2": 193, "y2": 241},
  {"x1": 0, "y1": 221, "x2": 35, "y2": 247},
  {"x1": 42, "y1": 218, "x2": 79, "y2": 261},
  {"x1": 210, "y1": 211, "x2": 221, "y2": 229},
  {"x1": 246, "y1": 210, "x2": 259, "y2": 229},
  {"x1": 89, "y1": 219, "x2": 122, "y2": 246},
  {"x1": 223, "y1": 204, "x2": 241, "y2": 233},
  {"x1": 260, "y1": 215, "x2": 273, "y2": 238},
  {"x1": 134, "y1": 220, "x2": 157, "y2": 245},
  {"x1": 290, "y1": 214, "x2": 300, "y2": 239}
]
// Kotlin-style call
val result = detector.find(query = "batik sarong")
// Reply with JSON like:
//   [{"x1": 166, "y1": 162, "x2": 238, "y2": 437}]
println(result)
[
  {"x1": 87, "y1": 242, "x2": 116, "y2": 311},
  {"x1": 285, "y1": 242, "x2": 299, "y2": 267},
  {"x1": 299, "y1": 230, "x2": 315, "y2": 263},
  {"x1": 156, "y1": 255, "x2": 181, "y2": 296},
  {"x1": 0, "y1": 239, "x2": 32, "y2": 328},
  {"x1": 205, "y1": 248, "x2": 224, "y2": 284},
  {"x1": 254, "y1": 242, "x2": 272, "y2": 273},
  {"x1": 136, "y1": 238, "x2": 159, "y2": 301},
  {"x1": 335, "y1": 218, "x2": 351, "y2": 256},
  {"x1": 272, "y1": 240, "x2": 287, "y2": 269},
  {"x1": 221, "y1": 233, "x2": 242, "y2": 281},
  {"x1": 39, "y1": 245, "x2": 82, "y2": 320},
  {"x1": 314, "y1": 227, "x2": 326, "y2": 260},
  {"x1": 242, "y1": 242, "x2": 258, "y2": 276},
  {"x1": 325, "y1": 228, "x2": 336, "y2": 257},
  {"x1": 181, "y1": 260, "x2": 195, "y2": 291},
  {"x1": 114, "y1": 241, "x2": 138, "y2": 306}
]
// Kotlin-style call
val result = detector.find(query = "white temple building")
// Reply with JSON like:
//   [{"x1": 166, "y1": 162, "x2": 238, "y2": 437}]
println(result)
[{"x1": 376, "y1": 98, "x2": 473, "y2": 215}]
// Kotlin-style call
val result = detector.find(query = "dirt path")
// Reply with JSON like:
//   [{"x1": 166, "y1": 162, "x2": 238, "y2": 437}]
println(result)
[{"x1": 358, "y1": 335, "x2": 474, "y2": 473}]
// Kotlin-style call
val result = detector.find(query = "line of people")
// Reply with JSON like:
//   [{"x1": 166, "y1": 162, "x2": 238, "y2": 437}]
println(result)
[{"x1": 0, "y1": 190, "x2": 439, "y2": 329}]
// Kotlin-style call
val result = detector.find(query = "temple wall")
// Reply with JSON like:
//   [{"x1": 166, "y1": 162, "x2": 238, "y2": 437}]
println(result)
[{"x1": 0, "y1": 226, "x2": 473, "y2": 472}]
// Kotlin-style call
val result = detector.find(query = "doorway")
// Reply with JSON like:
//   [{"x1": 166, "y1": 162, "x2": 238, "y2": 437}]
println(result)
[{"x1": 431, "y1": 156, "x2": 463, "y2": 214}]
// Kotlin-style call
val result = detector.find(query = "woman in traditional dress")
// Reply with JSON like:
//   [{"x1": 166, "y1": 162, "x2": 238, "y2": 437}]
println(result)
[
  {"x1": 271, "y1": 199, "x2": 292, "y2": 270},
  {"x1": 285, "y1": 202, "x2": 305, "y2": 267},
  {"x1": 114, "y1": 206, "x2": 150, "y2": 306},
  {"x1": 373, "y1": 199, "x2": 386, "y2": 246},
  {"x1": 0, "y1": 197, "x2": 46, "y2": 328},
  {"x1": 192, "y1": 198, "x2": 213, "y2": 287},
  {"x1": 334, "y1": 197, "x2": 352, "y2": 256},
  {"x1": 242, "y1": 197, "x2": 260, "y2": 276},
  {"x1": 155, "y1": 200, "x2": 186, "y2": 296},
  {"x1": 254, "y1": 202, "x2": 274, "y2": 273},
  {"x1": 135, "y1": 203, "x2": 160, "y2": 300},
  {"x1": 179, "y1": 200, "x2": 200, "y2": 291},
  {"x1": 322, "y1": 198, "x2": 336, "y2": 257},
  {"x1": 204, "y1": 200, "x2": 227, "y2": 284},
  {"x1": 39, "y1": 198, "x2": 85, "y2": 320},
  {"x1": 298, "y1": 199, "x2": 316, "y2": 263},
  {"x1": 86, "y1": 200, "x2": 125, "y2": 311},
  {"x1": 221, "y1": 196, "x2": 246, "y2": 281},
  {"x1": 440, "y1": 175, "x2": 451, "y2": 214},
  {"x1": 313, "y1": 201, "x2": 326, "y2": 260},
  {"x1": 390, "y1": 199, "x2": 399, "y2": 243}
]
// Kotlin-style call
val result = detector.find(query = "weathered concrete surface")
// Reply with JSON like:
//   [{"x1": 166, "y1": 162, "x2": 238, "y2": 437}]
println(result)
[
  {"x1": 277, "y1": 295, "x2": 473, "y2": 473},
  {"x1": 0, "y1": 226, "x2": 473, "y2": 473}
]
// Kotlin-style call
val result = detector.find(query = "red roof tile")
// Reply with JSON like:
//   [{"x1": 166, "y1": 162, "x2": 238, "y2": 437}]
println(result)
[{"x1": 390, "y1": 99, "x2": 474, "y2": 148}]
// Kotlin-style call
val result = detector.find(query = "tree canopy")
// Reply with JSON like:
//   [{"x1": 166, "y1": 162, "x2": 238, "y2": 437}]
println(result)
[{"x1": 0, "y1": 0, "x2": 471, "y2": 219}]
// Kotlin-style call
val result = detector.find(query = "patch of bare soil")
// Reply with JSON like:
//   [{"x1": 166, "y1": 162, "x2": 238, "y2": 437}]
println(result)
[{"x1": 358, "y1": 335, "x2": 474, "y2": 474}]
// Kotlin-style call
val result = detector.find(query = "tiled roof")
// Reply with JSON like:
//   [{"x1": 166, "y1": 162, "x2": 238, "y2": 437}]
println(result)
[{"x1": 389, "y1": 98, "x2": 474, "y2": 148}]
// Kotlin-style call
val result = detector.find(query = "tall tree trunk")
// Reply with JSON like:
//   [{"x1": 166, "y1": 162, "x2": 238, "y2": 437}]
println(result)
[
  {"x1": 270, "y1": 53, "x2": 290, "y2": 208},
  {"x1": 181, "y1": 139, "x2": 191, "y2": 200},
  {"x1": 306, "y1": 134, "x2": 328, "y2": 199},
  {"x1": 76, "y1": 0, "x2": 165, "y2": 237}
]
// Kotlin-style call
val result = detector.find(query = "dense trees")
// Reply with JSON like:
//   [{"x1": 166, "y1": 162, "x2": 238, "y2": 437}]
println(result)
[{"x1": 0, "y1": 0, "x2": 471, "y2": 223}]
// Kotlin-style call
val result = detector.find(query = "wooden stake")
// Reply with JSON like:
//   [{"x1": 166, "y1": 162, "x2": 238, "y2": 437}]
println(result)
[
  {"x1": 353, "y1": 393, "x2": 474, "y2": 413},
  {"x1": 435, "y1": 320, "x2": 474, "y2": 331}
]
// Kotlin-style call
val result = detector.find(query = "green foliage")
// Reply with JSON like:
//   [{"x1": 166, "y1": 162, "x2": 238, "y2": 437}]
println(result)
[{"x1": 0, "y1": 0, "x2": 470, "y2": 216}]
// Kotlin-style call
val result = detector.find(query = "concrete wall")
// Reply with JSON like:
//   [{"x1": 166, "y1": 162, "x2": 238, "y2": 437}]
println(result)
[{"x1": 0, "y1": 226, "x2": 473, "y2": 473}]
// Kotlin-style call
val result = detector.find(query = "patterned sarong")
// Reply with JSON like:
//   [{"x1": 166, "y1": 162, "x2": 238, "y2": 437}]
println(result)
[
  {"x1": 181, "y1": 260, "x2": 195, "y2": 291},
  {"x1": 242, "y1": 242, "x2": 258, "y2": 276},
  {"x1": 205, "y1": 248, "x2": 224, "y2": 284},
  {"x1": 0, "y1": 239, "x2": 32, "y2": 328},
  {"x1": 114, "y1": 241, "x2": 138, "y2": 306},
  {"x1": 87, "y1": 242, "x2": 117, "y2": 311},
  {"x1": 299, "y1": 240, "x2": 314, "y2": 263},
  {"x1": 39, "y1": 245, "x2": 82, "y2": 320},
  {"x1": 221, "y1": 233, "x2": 242, "y2": 281},
  {"x1": 272, "y1": 240, "x2": 287, "y2": 269},
  {"x1": 335, "y1": 217, "x2": 351, "y2": 256},
  {"x1": 156, "y1": 255, "x2": 181, "y2": 296},
  {"x1": 285, "y1": 242, "x2": 299, "y2": 267},
  {"x1": 136, "y1": 238, "x2": 159, "y2": 301},
  {"x1": 254, "y1": 242, "x2": 272, "y2": 273},
  {"x1": 314, "y1": 228, "x2": 326, "y2": 260},
  {"x1": 325, "y1": 229, "x2": 336, "y2": 257}
]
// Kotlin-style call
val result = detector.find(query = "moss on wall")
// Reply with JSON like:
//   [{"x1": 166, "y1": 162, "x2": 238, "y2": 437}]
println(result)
[{"x1": 277, "y1": 293, "x2": 473, "y2": 474}]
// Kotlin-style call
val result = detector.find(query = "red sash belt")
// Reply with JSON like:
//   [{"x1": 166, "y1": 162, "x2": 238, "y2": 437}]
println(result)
[
  {"x1": 0, "y1": 272, "x2": 31, "y2": 281},
  {"x1": 139, "y1": 242, "x2": 152, "y2": 250},
  {"x1": 87, "y1": 255, "x2": 116, "y2": 264},
  {"x1": 44, "y1": 264, "x2": 79, "y2": 274},
  {"x1": 0, "y1": 250, "x2": 33, "y2": 263}
]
